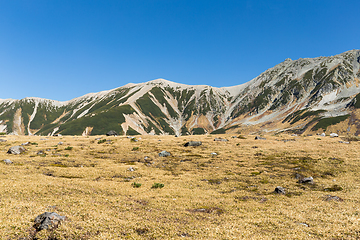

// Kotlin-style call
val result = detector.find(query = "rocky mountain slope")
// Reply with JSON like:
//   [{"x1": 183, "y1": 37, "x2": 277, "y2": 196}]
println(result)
[{"x1": 1, "y1": 49, "x2": 360, "y2": 136}]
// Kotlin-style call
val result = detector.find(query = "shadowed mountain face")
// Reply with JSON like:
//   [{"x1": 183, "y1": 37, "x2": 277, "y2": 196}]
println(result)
[{"x1": 1, "y1": 50, "x2": 360, "y2": 136}]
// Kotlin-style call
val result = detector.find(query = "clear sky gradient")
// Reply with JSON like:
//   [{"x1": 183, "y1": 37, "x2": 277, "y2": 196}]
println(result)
[{"x1": 1, "y1": 0, "x2": 359, "y2": 101}]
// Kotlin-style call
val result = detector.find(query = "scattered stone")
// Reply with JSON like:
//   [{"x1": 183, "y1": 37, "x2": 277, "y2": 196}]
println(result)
[
  {"x1": 211, "y1": 152, "x2": 217, "y2": 156},
  {"x1": 58, "y1": 142, "x2": 63, "y2": 145},
  {"x1": 3, "y1": 159, "x2": 13, "y2": 164},
  {"x1": 21, "y1": 142, "x2": 30, "y2": 146},
  {"x1": 7, "y1": 146, "x2": 26, "y2": 155},
  {"x1": 37, "y1": 150, "x2": 45, "y2": 155},
  {"x1": 159, "y1": 151, "x2": 171, "y2": 157},
  {"x1": 214, "y1": 138, "x2": 228, "y2": 142},
  {"x1": 339, "y1": 141, "x2": 350, "y2": 144},
  {"x1": 231, "y1": 136, "x2": 237, "y2": 138},
  {"x1": 299, "y1": 176, "x2": 314, "y2": 184},
  {"x1": 95, "y1": 137, "x2": 102, "y2": 140},
  {"x1": 184, "y1": 141, "x2": 202, "y2": 147},
  {"x1": 320, "y1": 133, "x2": 326, "y2": 137},
  {"x1": 0, "y1": 139, "x2": 7, "y2": 142},
  {"x1": 323, "y1": 195, "x2": 344, "y2": 202},
  {"x1": 291, "y1": 134, "x2": 297, "y2": 136},
  {"x1": 128, "y1": 167, "x2": 135, "y2": 172},
  {"x1": 299, "y1": 223, "x2": 309, "y2": 227},
  {"x1": 33, "y1": 212, "x2": 66, "y2": 232},
  {"x1": 106, "y1": 130, "x2": 118, "y2": 136},
  {"x1": 274, "y1": 186, "x2": 286, "y2": 194},
  {"x1": 330, "y1": 133, "x2": 339, "y2": 137},
  {"x1": 255, "y1": 136, "x2": 266, "y2": 140}
]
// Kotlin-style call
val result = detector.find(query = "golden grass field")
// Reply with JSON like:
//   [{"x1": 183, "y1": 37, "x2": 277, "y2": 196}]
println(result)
[{"x1": 1, "y1": 133, "x2": 360, "y2": 239}]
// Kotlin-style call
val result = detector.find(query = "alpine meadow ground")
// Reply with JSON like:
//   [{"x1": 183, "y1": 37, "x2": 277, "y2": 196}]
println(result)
[{"x1": 0, "y1": 134, "x2": 359, "y2": 239}]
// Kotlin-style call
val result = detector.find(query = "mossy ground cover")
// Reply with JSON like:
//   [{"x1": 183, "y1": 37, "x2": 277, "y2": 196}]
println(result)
[{"x1": 0, "y1": 134, "x2": 359, "y2": 239}]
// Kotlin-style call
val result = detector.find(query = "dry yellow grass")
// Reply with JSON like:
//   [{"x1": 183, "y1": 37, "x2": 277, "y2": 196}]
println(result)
[{"x1": 0, "y1": 134, "x2": 360, "y2": 239}]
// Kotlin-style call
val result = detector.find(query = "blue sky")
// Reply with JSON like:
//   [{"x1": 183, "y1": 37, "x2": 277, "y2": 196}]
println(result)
[{"x1": 0, "y1": 0, "x2": 359, "y2": 101}]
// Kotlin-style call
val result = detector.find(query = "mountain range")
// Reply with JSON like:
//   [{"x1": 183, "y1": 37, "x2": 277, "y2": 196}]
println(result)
[{"x1": 1, "y1": 49, "x2": 360, "y2": 136}]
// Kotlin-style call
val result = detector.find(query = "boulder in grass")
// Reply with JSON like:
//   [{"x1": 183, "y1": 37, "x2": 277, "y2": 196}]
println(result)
[
  {"x1": 7, "y1": 146, "x2": 26, "y2": 155},
  {"x1": 274, "y1": 186, "x2": 286, "y2": 195},
  {"x1": 184, "y1": 141, "x2": 202, "y2": 147},
  {"x1": 255, "y1": 136, "x2": 266, "y2": 140},
  {"x1": 33, "y1": 212, "x2": 66, "y2": 232},
  {"x1": 330, "y1": 133, "x2": 339, "y2": 137},
  {"x1": 299, "y1": 176, "x2": 314, "y2": 184},
  {"x1": 214, "y1": 138, "x2": 228, "y2": 142},
  {"x1": 106, "y1": 130, "x2": 118, "y2": 136},
  {"x1": 159, "y1": 151, "x2": 171, "y2": 157},
  {"x1": 3, "y1": 159, "x2": 12, "y2": 164}
]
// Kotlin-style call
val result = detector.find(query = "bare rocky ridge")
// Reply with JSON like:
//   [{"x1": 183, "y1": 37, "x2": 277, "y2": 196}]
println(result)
[{"x1": 1, "y1": 50, "x2": 360, "y2": 136}]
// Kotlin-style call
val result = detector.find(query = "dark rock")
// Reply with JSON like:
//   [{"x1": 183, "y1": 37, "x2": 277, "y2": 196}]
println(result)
[
  {"x1": 159, "y1": 151, "x2": 171, "y2": 157},
  {"x1": 33, "y1": 212, "x2": 66, "y2": 231},
  {"x1": 255, "y1": 136, "x2": 266, "y2": 140},
  {"x1": 214, "y1": 138, "x2": 228, "y2": 142},
  {"x1": 3, "y1": 159, "x2": 13, "y2": 164},
  {"x1": 7, "y1": 146, "x2": 26, "y2": 155},
  {"x1": 299, "y1": 176, "x2": 314, "y2": 184},
  {"x1": 106, "y1": 130, "x2": 118, "y2": 136},
  {"x1": 184, "y1": 141, "x2": 202, "y2": 147},
  {"x1": 274, "y1": 186, "x2": 286, "y2": 194}
]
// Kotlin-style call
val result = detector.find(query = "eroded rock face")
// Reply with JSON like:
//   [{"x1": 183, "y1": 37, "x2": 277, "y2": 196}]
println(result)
[
  {"x1": 33, "y1": 212, "x2": 66, "y2": 231},
  {"x1": 7, "y1": 146, "x2": 26, "y2": 155},
  {"x1": 184, "y1": 141, "x2": 202, "y2": 147}
]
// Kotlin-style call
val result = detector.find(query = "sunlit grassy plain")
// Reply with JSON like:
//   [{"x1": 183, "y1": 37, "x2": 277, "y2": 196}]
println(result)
[{"x1": 1, "y1": 133, "x2": 360, "y2": 239}]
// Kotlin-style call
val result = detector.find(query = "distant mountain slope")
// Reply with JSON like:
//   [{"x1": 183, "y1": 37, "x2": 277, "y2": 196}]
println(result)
[{"x1": 1, "y1": 49, "x2": 360, "y2": 136}]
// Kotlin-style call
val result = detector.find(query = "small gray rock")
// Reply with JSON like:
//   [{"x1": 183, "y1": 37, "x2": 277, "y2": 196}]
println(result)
[
  {"x1": 274, "y1": 186, "x2": 286, "y2": 194},
  {"x1": 58, "y1": 142, "x2": 64, "y2": 145},
  {"x1": 339, "y1": 141, "x2": 349, "y2": 144},
  {"x1": 255, "y1": 136, "x2": 266, "y2": 140},
  {"x1": 211, "y1": 152, "x2": 217, "y2": 156},
  {"x1": 33, "y1": 212, "x2": 66, "y2": 231},
  {"x1": 3, "y1": 159, "x2": 13, "y2": 164},
  {"x1": 21, "y1": 142, "x2": 30, "y2": 146},
  {"x1": 330, "y1": 133, "x2": 339, "y2": 137},
  {"x1": 299, "y1": 176, "x2": 314, "y2": 184},
  {"x1": 159, "y1": 151, "x2": 171, "y2": 157},
  {"x1": 7, "y1": 146, "x2": 26, "y2": 155},
  {"x1": 320, "y1": 133, "x2": 326, "y2": 137},
  {"x1": 0, "y1": 139, "x2": 7, "y2": 142},
  {"x1": 214, "y1": 138, "x2": 228, "y2": 142},
  {"x1": 106, "y1": 130, "x2": 118, "y2": 136},
  {"x1": 127, "y1": 167, "x2": 135, "y2": 172},
  {"x1": 184, "y1": 141, "x2": 202, "y2": 147},
  {"x1": 324, "y1": 195, "x2": 343, "y2": 202}
]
